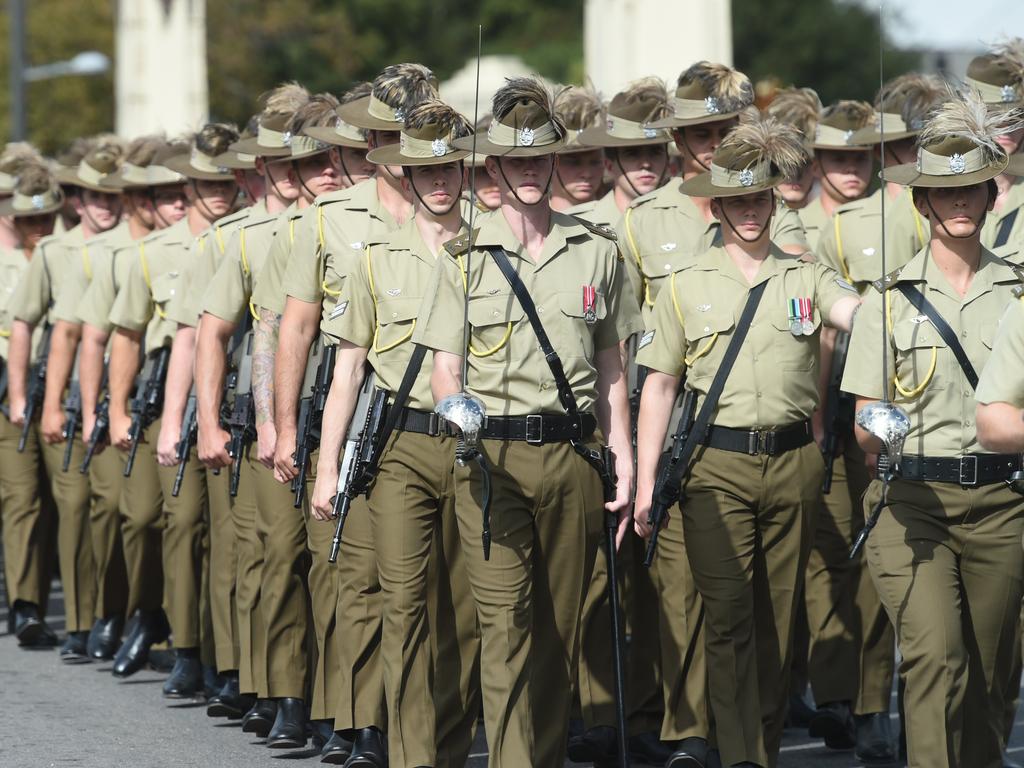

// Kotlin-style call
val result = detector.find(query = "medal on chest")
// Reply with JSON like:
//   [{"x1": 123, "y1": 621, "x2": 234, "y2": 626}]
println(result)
[
  {"x1": 788, "y1": 297, "x2": 815, "y2": 336},
  {"x1": 582, "y1": 284, "x2": 598, "y2": 325}
]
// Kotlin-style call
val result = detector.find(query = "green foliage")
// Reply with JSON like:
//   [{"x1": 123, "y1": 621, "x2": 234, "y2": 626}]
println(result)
[{"x1": 732, "y1": 0, "x2": 921, "y2": 102}]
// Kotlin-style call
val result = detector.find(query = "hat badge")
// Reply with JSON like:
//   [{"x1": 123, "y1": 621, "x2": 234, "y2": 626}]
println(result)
[
  {"x1": 281, "y1": 131, "x2": 293, "y2": 147},
  {"x1": 738, "y1": 168, "x2": 755, "y2": 187},
  {"x1": 393, "y1": 107, "x2": 406, "y2": 122},
  {"x1": 1002, "y1": 85, "x2": 1016, "y2": 103},
  {"x1": 704, "y1": 96, "x2": 720, "y2": 114},
  {"x1": 519, "y1": 126, "x2": 535, "y2": 146},
  {"x1": 643, "y1": 127, "x2": 657, "y2": 139},
  {"x1": 30, "y1": 194, "x2": 45, "y2": 210},
  {"x1": 843, "y1": 129, "x2": 854, "y2": 144},
  {"x1": 948, "y1": 153, "x2": 967, "y2": 174},
  {"x1": 431, "y1": 138, "x2": 448, "y2": 157}
]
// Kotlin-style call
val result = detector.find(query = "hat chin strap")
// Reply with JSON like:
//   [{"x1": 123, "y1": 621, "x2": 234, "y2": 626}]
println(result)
[
  {"x1": 819, "y1": 171, "x2": 863, "y2": 205},
  {"x1": 495, "y1": 157, "x2": 554, "y2": 207},
  {"x1": 924, "y1": 191, "x2": 983, "y2": 240},
  {"x1": 263, "y1": 161, "x2": 293, "y2": 205},
  {"x1": 613, "y1": 147, "x2": 669, "y2": 200},
  {"x1": 146, "y1": 189, "x2": 173, "y2": 229},
  {"x1": 678, "y1": 132, "x2": 711, "y2": 173},
  {"x1": 190, "y1": 179, "x2": 238, "y2": 224},
  {"x1": 718, "y1": 191, "x2": 775, "y2": 244},
  {"x1": 405, "y1": 165, "x2": 464, "y2": 217}
]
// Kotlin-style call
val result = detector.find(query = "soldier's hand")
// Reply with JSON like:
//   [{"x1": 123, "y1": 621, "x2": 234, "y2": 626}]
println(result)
[
  {"x1": 310, "y1": 469, "x2": 337, "y2": 522},
  {"x1": 255, "y1": 421, "x2": 277, "y2": 469},
  {"x1": 80, "y1": 412, "x2": 107, "y2": 454},
  {"x1": 632, "y1": 483, "x2": 667, "y2": 539},
  {"x1": 40, "y1": 403, "x2": 65, "y2": 444},
  {"x1": 7, "y1": 395, "x2": 26, "y2": 426},
  {"x1": 155, "y1": 420, "x2": 181, "y2": 466},
  {"x1": 273, "y1": 427, "x2": 299, "y2": 484},
  {"x1": 198, "y1": 425, "x2": 232, "y2": 469},
  {"x1": 606, "y1": 461, "x2": 634, "y2": 550},
  {"x1": 109, "y1": 412, "x2": 133, "y2": 451}
]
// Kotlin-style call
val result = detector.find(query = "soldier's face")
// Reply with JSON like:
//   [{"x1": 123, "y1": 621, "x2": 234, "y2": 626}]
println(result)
[
  {"x1": 777, "y1": 162, "x2": 814, "y2": 206},
  {"x1": 258, "y1": 157, "x2": 301, "y2": 202},
  {"x1": 814, "y1": 149, "x2": 872, "y2": 201},
  {"x1": 553, "y1": 149, "x2": 604, "y2": 203},
  {"x1": 996, "y1": 125, "x2": 1024, "y2": 157},
  {"x1": 475, "y1": 172, "x2": 503, "y2": 210},
  {"x1": 150, "y1": 184, "x2": 188, "y2": 227},
  {"x1": 917, "y1": 183, "x2": 993, "y2": 240},
  {"x1": 675, "y1": 120, "x2": 736, "y2": 176},
  {"x1": 487, "y1": 155, "x2": 554, "y2": 207},
  {"x1": 609, "y1": 144, "x2": 668, "y2": 199},
  {"x1": 188, "y1": 178, "x2": 237, "y2": 218},
  {"x1": 712, "y1": 191, "x2": 774, "y2": 242},
  {"x1": 405, "y1": 161, "x2": 464, "y2": 216},
  {"x1": 235, "y1": 169, "x2": 266, "y2": 203},
  {"x1": 331, "y1": 147, "x2": 376, "y2": 188},
  {"x1": 369, "y1": 130, "x2": 405, "y2": 180},
  {"x1": 13, "y1": 212, "x2": 56, "y2": 250},
  {"x1": 290, "y1": 151, "x2": 341, "y2": 200},
  {"x1": 78, "y1": 188, "x2": 123, "y2": 231}
]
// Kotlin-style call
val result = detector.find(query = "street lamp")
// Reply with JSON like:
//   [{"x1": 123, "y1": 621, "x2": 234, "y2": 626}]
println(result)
[{"x1": 7, "y1": 0, "x2": 111, "y2": 141}]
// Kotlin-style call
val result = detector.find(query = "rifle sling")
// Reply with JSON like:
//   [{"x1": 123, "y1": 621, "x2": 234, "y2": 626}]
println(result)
[
  {"x1": 994, "y1": 207, "x2": 1019, "y2": 249},
  {"x1": 893, "y1": 283, "x2": 978, "y2": 390},
  {"x1": 369, "y1": 345, "x2": 428, "y2": 466},
  {"x1": 657, "y1": 280, "x2": 769, "y2": 500}
]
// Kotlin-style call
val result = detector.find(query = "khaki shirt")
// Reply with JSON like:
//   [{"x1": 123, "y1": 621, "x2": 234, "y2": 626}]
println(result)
[
  {"x1": 249, "y1": 202, "x2": 302, "y2": 316},
  {"x1": 51, "y1": 222, "x2": 132, "y2": 325},
  {"x1": 321, "y1": 217, "x2": 458, "y2": 411},
  {"x1": 76, "y1": 233, "x2": 154, "y2": 335},
  {"x1": 0, "y1": 247, "x2": 30, "y2": 361},
  {"x1": 796, "y1": 195, "x2": 831, "y2": 254},
  {"x1": 842, "y1": 246, "x2": 1022, "y2": 456},
  {"x1": 976, "y1": 295, "x2": 1024, "y2": 407},
  {"x1": 167, "y1": 204, "x2": 259, "y2": 328},
  {"x1": 982, "y1": 176, "x2": 1024, "y2": 250},
  {"x1": 108, "y1": 218, "x2": 194, "y2": 354},
  {"x1": 412, "y1": 210, "x2": 641, "y2": 416},
  {"x1": 566, "y1": 190, "x2": 622, "y2": 228},
  {"x1": 205, "y1": 205, "x2": 290, "y2": 326},
  {"x1": 815, "y1": 187, "x2": 928, "y2": 294},
  {"x1": 617, "y1": 179, "x2": 809, "y2": 323},
  {"x1": 10, "y1": 224, "x2": 86, "y2": 327},
  {"x1": 638, "y1": 244, "x2": 856, "y2": 428}
]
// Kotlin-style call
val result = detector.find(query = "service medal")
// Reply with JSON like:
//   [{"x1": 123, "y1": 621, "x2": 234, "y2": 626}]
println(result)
[
  {"x1": 583, "y1": 284, "x2": 598, "y2": 325},
  {"x1": 800, "y1": 297, "x2": 815, "y2": 336},
  {"x1": 788, "y1": 298, "x2": 802, "y2": 336}
]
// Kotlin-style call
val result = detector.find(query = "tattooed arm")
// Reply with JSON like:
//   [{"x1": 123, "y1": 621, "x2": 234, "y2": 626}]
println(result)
[{"x1": 252, "y1": 307, "x2": 280, "y2": 468}]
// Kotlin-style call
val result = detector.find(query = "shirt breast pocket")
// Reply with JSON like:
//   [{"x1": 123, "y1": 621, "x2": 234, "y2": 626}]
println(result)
[
  {"x1": 150, "y1": 271, "x2": 180, "y2": 315},
  {"x1": 684, "y1": 312, "x2": 734, "y2": 382},
  {"x1": 374, "y1": 296, "x2": 420, "y2": 352},
  {"x1": 556, "y1": 290, "x2": 607, "y2": 360},
  {"x1": 892, "y1": 319, "x2": 948, "y2": 391},
  {"x1": 468, "y1": 293, "x2": 524, "y2": 363},
  {"x1": 770, "y1": 312, "x2": 820, "y2": 372}
]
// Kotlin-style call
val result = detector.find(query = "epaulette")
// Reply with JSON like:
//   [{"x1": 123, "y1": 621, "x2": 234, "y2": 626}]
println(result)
[
  {"x1": 569, "y1": 214, "x2": 617, "y2": 241},
  {"x1": 443, "y1": 230, "x2": 479, "y2": 258},
  {"x1": 871, "y1": 267, "x2": 903, "y2": 293},
  {"x1": 214, "y1": 207, "x2": 250, "y2": 229}
]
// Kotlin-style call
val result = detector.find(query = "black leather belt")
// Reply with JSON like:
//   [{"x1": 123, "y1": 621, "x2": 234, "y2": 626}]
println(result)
[
  {"x1": 481, "y1": 413, "x2": 597, "y2": 444},
  {"x1": 703, "y1": 421, "x2": 812, "y2": 456},
  {"x1": 894, "y1": 453, "x2": 1022, "y2": 486},
  {"x1": 395, "y1": 407, "x2": 453, "y2": 437}
]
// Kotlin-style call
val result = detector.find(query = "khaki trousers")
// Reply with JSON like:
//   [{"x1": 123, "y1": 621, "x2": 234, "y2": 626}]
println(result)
[
  {"x1": 236, "y1": 456, "x2": 265, "y2": 695},
  {"x1": 118, "y1": 421, "x2": 164, "y2": 616},
  {"x1": 0, "y1": 415, "x2": 54, "y2": 609},
  {"x1": 207, "y1": 467, "x2": 238, "y2": 671},
  {"x1": 623, "y1": 535, "x2": 664, "y2": 735},
  {"x1": 88, "y1": 447, "x2": 128, "y2": 621},
  {"x1": 40, "y1": 437, "x2": 95, "y2": 632},
  {"x1": 682, "y1": 442, "x2": 821, "y2": 768},
  {"x1": 805, "y1": 442, "x2": 895, "y2": 712},
  {"x1": 865, "y1": 478, "x2": 1024, "y2": 768},
  {"x1": 454, "y1": 438, "x2": 602, "y2": 768}
]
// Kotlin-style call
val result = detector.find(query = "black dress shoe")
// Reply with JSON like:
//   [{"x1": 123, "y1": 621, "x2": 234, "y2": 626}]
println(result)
[
  {"x1": 310, "y1": 720, "x2": 333, "y2": 751},
  {"x1": 343, "y1": 727, "x2": 387, "y2": 767},
  {"x1": 86, "y1": 615, "x2": 124, "y2": 660},
  {"x1": 12, "y1": 601, "x2": 58, "y2": 648},
  {"x1": 207, "y1": 673, "x2": 255, "y2": 719},
  {"x1": 241, "y1": 699, "x2": 278, "y2": 737},
  {"x1": 809, "y1": 700, "x2": 856, "y2": 750},
  {"x1": 628, "y1": 730, "x2": 675, "y2": 764},
  {"x1": 203, "y1": 665, "x2": 225, "y2": 699},
  {"x1": 786, "y1": 690, "x2": 817, "y2": 729},
  {"x1": 267, "y1": 697, "x2": 307, "y2": 749},
  {"x1": 162, "y1": 648, "x2": 203, "y2": 698},
  {"x1": 567, "y1": 725, "x2": 617, "y2": 765},
  {"x1": 854, "y1": 712, "x2": 896, "y2": 764},
  {"x1": 667, "y1": 736, "x2": 709, "y2": 768},
  {"x1": 60, "y1": 631, "x2": 91, "y2": 663},
  {"x1": 112, "y1": 609, "x2": 170, "y2": 678},
  {"x1": 320, "y1": 732, "x2": 354, "y2": 764}
]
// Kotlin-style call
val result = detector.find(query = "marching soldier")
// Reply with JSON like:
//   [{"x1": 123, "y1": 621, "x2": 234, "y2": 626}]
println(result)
[
  {"x1": 413, "y1": 75, "x2": 640, "y2": 768},
  {"x1": 7, "y1": 142, "x2": 126, "y2": 661},
  {"x1": 551, "y1": 84, "x2": 606, "y2": 212},
  {"x1": 634, "y1": 117, "x2": 860, "y2": 768},
  {"x1": 767, "y1": 87, "x2": 822, "y2": 217},
  {"x1": 0, "y1": 143, "x2": 46, "y2": 250},
  {"x1": 842, "y1": 90, "x2": 1024, "y2": 768},
  {"x1": 0, "y1": 162, "x2": 63, "y2": 648}
]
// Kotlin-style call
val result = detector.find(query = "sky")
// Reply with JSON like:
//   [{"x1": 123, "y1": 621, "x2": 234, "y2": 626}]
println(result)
[{"x1": 880, "y1": 0, "x2": 1024, "y2": 51}]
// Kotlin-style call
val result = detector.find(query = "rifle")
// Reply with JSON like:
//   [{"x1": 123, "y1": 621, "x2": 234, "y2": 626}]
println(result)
[
  {"x1": 821, "y1": 330, "x2": 854, "y2": 494},
  {"x1": 223, "y1": 327, "x2": 256, "y2": 497},
  {"x1": 292, "y1": 340, "x2": 336, "y2": 508},
  {"x1": 123, "y1": 347, "x2": 171, "y2": 478},
  {"x1": 643, "y1": 388, "x2": 697, "y2": 568},
  {"x1": 328, "y1": 379, "x2": 388, "y2": 564},
  {"x1": 61, "y1": 378, "x2": 82, "y2": 472},
  {"x1": 0, "y1": 358, "x2": 9, "y2": 419},
  {"x1": 17, "y1": 323, "x2": 53, "y2": 453},
  {"x1": 172, "y1": 392, "x2": 197, "y2": 497},
  {"x1": 81, "y1": 395, "x2": 109, "y2": 473}
]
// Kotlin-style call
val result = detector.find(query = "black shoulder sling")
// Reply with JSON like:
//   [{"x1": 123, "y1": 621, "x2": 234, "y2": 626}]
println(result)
[{"x1": 894, "y1": 283, "x2": 978, "y2": 390}]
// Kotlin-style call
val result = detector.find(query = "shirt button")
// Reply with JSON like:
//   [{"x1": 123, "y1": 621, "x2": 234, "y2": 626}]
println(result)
[
  {"x1": 965, "y1": 419, "x2": 973, "y2": 426},
  {"x1": 961, "y1": 330, "x2": 967, "y2": 338},
  {"x1": 392, "y1": 312, "x2": 398, "y2": 318},
  {"x1": 756, "y1": 392, "x2": 762, "y2": 398},
  {"x1": 537, "y1": 307, "x2": 544, "y2": 313},
  {"x1": 664, "y1": 263, "x2": 672, "y2": 270},
  {"x1": 704, "y1": 326, "x2": 710, "y2": 333}
]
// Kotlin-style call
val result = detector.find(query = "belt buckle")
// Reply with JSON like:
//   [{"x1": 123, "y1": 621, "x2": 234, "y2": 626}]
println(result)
[
  {"x1": 959, "y1": 455, "x2": 978, "y2": 486},
  {"x1": 747, "y1": 430, "x2": 767, "y2": 455},
  {"x1": 525, "y1": 414, "x2": 543, "y2": 445},
  {"x1": 427, "y1": 412, "x2": 440, "y2": 437}
]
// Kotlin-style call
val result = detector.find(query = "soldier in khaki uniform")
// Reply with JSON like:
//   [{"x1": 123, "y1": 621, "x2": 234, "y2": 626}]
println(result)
[
  {"x1": 0, "y1": 143, "x2": 45, "y2": 251},
  {"x1": 413, "y1": 77, "x2": 640, "y2": 768},
  {"x1": 768, "y1": 88, "x2": 822, "y2": 221},
  {"x1": 106, "y1": 125, "x2": 238, "y2": 697},
  {"x1": 635, "y1": 118, "x2": 860, "y2": 768},
  {"x1": 0, "y1": 163, "x2": 62, "y2": 648},
  {"x1": 569, "y1": 78, "x2": 676, "y2": 765},
  {"x1": 7, "y1": 144, "x2": 126, "y2": 660},
  {"x1": 843, "y1": 91, "x2": 1024, "y2": 768},
  {"x1": 550, "y1": 85, "x2": 605, "y2": 212},
  {"x1": 309, "y1": 99, "x2": 479, "y2": 768}
]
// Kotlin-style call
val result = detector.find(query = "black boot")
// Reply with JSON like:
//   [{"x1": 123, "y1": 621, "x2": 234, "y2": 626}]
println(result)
[
  {"x1": 111, "y1": 609, "x2": 170, "y2": 678},
  {"x1": 809, "y1": 700, "x2": 856, "y2": 750},
  {"x1": 241, "y1": 699, "x2": 278, "y2": 738},
  {"x1": 343, "y1": 727, "x2": 386, "y2": 767},
  {"x1": 207, "y1": 672, "x2": 254, "y2": 719},
  {"x1": 267, "y1": 697, "x2": 307, "y2": 749},
  {"x1": 60, "y1": 631, "x2": 91, "y2": 663},
  {"x1": 202, "y1": 665, "x2": 224, "y2": 698},
  {"x1": 162, "y1": 647, "x2": 203, "y2": 698},
  {"x1": 12, "y1": 601, "x2": 58, "y2": 648},
  {"x1": 854, "y1": 712, "x2": 896, "y2": 764},
  {"x1": 628, "y1": 730, "x2": 675, "y2": 765},
  {"x1": 567, "y1": 725, "x2": 616, "y2": 766},
  {"x1": 86, "y1": 615, "x2": 124, "y2": 660},
  {"x1": 786, "y1": 690, "x2": 817, "y2": 728},
  {"x1": 667, "y1": 736, "x2": 709, "y2": 768},
  {"x1": 320, "y1": 731, "x2": 354, "y2": 764}
]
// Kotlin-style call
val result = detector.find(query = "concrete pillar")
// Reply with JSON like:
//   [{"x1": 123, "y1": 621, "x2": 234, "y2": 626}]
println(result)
[
  {"x1": 584, "y1": 0, "x2": 732, "y2": 96},
  {"x1": 115, "y1": 0, "x2": 208, "y2": 137}
]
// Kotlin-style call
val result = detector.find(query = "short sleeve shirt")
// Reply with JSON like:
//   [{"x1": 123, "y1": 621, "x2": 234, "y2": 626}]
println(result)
[
  {"x1": 638, "y1": 244, "x2": 856, "y2": 428},
  {"x1": 842, "y1": 246, "x2": 1021, "y2": 456},
  {"x1": 51, "y1": 222, "x2": 132, "y2": 325},
  {"x1": 249, "y1": 203, "x2": 302, "y2": 316},
  {"x1": 0, "y1": 247, "x2": 30, "y2": 361},
  {"x1": 10, "y1": 224, "x2": 86, "y2": 327},
  {"x1": 976, "y1": 296, "x2": 1024, "y2": 407},
  {"x1": 412, "y1": 210, "x2": 642, "y2": 416},
  {"x1": 796, "y1": 196, "x2": 831, "y2": 254},
  {"x1": 982, "y1": 177, "x2": 1024, "y2": 251}
]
